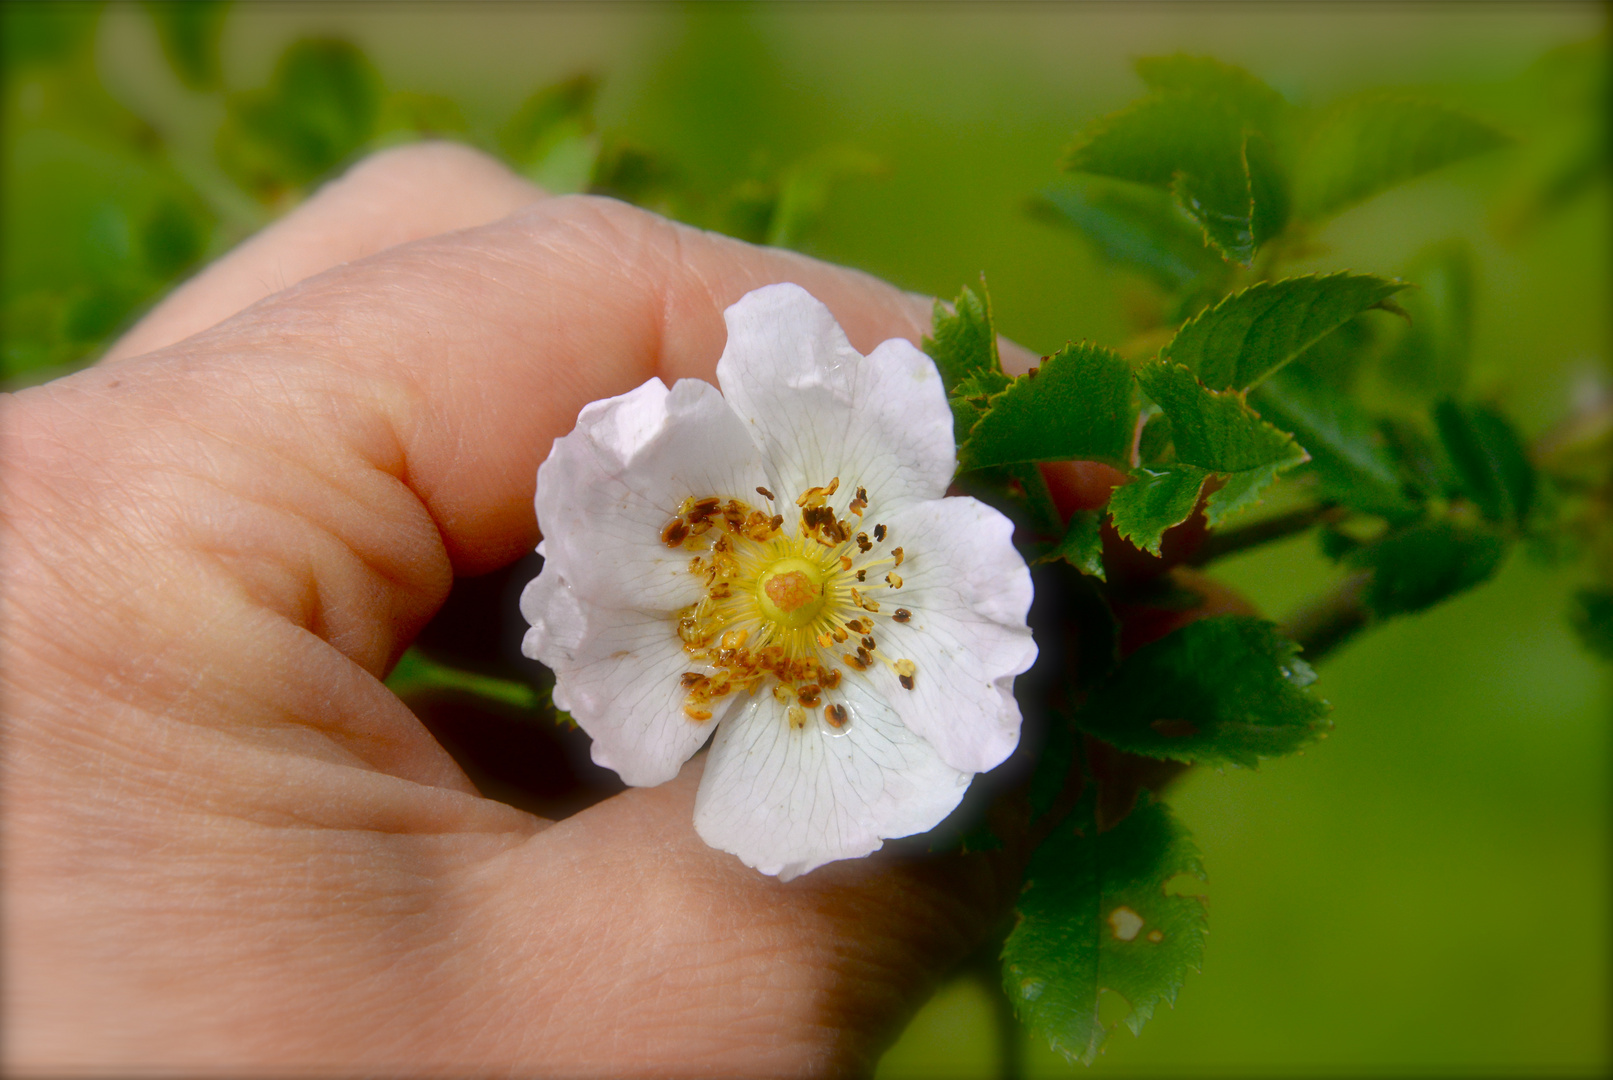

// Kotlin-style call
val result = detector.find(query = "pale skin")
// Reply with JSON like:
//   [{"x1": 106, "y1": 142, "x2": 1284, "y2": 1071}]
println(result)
[{"x1": 2, "y1": 142, "x2": 1244, "y2": 1075}]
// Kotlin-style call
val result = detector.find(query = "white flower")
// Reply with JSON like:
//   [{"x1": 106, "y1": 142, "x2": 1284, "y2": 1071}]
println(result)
[{"x1": 521, "y1": 283, "x2": 1036, "y2": 880}]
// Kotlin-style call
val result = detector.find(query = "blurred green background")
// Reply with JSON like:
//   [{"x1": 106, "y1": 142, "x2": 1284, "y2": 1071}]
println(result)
[{"x1": 5, "y1": 3, "x2": 1607, "y2": 1074}]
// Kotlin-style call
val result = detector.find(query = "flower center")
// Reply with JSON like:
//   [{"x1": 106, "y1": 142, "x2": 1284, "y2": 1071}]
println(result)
[
  {"x1": 660, "y1": 481, "x2": 919, "y2": 731},
  {"x1": 757, "y1": 558, "x2": 826, "y2": 628}
]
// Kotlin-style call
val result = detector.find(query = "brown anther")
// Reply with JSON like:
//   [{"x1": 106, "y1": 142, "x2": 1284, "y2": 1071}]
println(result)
[
  {"x1": 892, "y1": 547, "x2": 904, "y2": 566},
  {"x1": 662, "y1": 519, "x2": 690, "y2": 547},
  {"x1": 824, "y1": 703, "x2": 848, "y2": 727},
  {"x1": 797, "y1": 684, "x2": 822, "y2": 708},
  {"x1": 845, "y1": 618, "x2": 869, "y2": 634},
  {"x1": 833, "y1": 626, "x2": 850, "y2": 643},
  {"x1": 769, "y1": 514, "x2": 784, "y2": 530},
  {"x1": 680, "y1": 671, "x2": 708, "y2": 688},
  {"x1": 848, "y1": 498, "x2": 866, "y2": 516},
  {"x1": 843, "y1": 653, "x2": 868, "y2": 671},
  {"x1": 898, "y1": 674, "x2": 915, "y2": 690},
  {"x1": 856, "y1": 569, "x2": 866, "y2": 581},
  {"x1": 873, "y1": 524, "x2": 887, "y2": 542},
  {"x1": 885, "y1": 572, "x2": 903, "y2": 589},
  {"x1": 820, "y1": 667, "x2": 843, "y2": 689},
  {"x1": 756, "y1": 486, "x2": 775, "y2": 501},
  {"x1": 893, "y1": 608, "x2": 912, "y2": 623},
  {"x1": 861, "y1": 635, "x2": 876, "y2": 651},
  {"x1": 856, "y1": 532, "x2": 873, "y2": 553},
  {"x1": 683, "y1": 705, "x2": 714, "y2": 722},
  {"x1": 856, "y1": 486, "x2": 868, "y2": 502},
  {"x1": 840, "y1": 555, "x2": 854, "y2": 571}
]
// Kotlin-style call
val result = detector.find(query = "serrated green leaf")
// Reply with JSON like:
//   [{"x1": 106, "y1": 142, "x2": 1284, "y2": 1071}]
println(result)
[
  {"x1": 1294, "y1": 96, "x2": 1511, "y2": 220},
  {"x1": 1043, "y1": 509, "x2": 1106, "y2": 579},
  {"x1": 1066, "y1": 93, "x2": 1258, "y2": 264},
  {"x1": 1107, "y1": 465, "x2": 1207, "y2": 555},
  {"x1": 1032, "y1": 177, "x2": 1228, "y2": 295},
  {"x1": 961, "y1": 342, "x2": 1136, "y2": 471},
  {"x1": 1137, "y1": 361, "x2": 1309, "y2": 473},
  {"x1": 1568, "y1": 587, "x2": 1613, "y2": 661},
  {"x1": 1202, "y1": 461, "x2": 1284, "y2": 529},
  {"x1": 143, "y1": 0, "x2": 228, "y2": 92},
  {"x1": 1003, "y1": 791, "x2": 1207, "y2": 1065},
  {"x1": 1254, "y1": 370, "x2": 1419, "y2": 519},
  {"x1": 924, "y1": 283, "x2": 1000, "y2": 395},
  {"x1": 1074, "y1": 615, "x2": 1331, "y2": 766},
  {"x1": 1344, "y1": 520, "x2": 1508, "y2": 618},
  {"x1": 1163, "y1": 272, "x2": 1408, "y2": 392},
  {"x1": 1433, "y1": 399, "x2": 1536, "y2": 525}
]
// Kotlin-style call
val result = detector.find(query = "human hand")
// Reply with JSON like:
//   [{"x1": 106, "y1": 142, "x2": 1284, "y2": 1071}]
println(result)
[{"x1": 2, "y1": 142, "x2": 1236, "y2": 1075}]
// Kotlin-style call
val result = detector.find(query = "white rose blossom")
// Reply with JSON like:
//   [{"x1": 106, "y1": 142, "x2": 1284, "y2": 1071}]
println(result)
[{"x1": 521, "y1": 283, "x2": 1036, "y2": 880}]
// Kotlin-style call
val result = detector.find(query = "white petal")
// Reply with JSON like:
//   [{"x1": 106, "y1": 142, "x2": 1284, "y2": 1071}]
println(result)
[
  {"x1": 715, "y1": 283, "x2": 955, "y2": 517},
  {"x1": 864, "y1": 496, "x2": 1037, "y2": 774},
  {"x1": 521, "y1": 568, "x2": 717, "y2": 786},
  {"x1": 535, "y1": 377, "x2": 769, "y2": 612},
  {"x1": 692, "y1": 675, "x2": 971, "y2": 881}
]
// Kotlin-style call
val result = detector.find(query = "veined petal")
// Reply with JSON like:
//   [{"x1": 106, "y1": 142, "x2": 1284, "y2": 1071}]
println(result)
[
  {"x1": 536, "y1": 377, "x2": 769, "y2": 612},
  {"x1": 692, "y1": 675, "x2": 970, "y2": 881},
  {"x1": 864, "y1": 496, "x2": 1036, "y2": 773},
  {"x1": 716, "y1": 283, "x2": 955, "y2": 518},
  {"x1": 521, "y1": 569, "x2": 717, "y2": 786}
]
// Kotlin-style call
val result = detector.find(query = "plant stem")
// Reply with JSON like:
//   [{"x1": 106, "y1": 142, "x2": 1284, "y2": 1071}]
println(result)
[
  {"x1": 1189, "y1": 503, "x2": 1344, "y2": 566},
  {"x1": 1281, "y1": 571, "x2": 1372, "y2": 664}
]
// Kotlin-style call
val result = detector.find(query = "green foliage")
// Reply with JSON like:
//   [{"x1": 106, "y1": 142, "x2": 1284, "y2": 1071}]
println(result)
[
  {"x1": 1031, "y1": 177, "x2": 1229, "y2": 299},
  {"x1": 1343, "y1": 520, "x2": 1508, "y2": 619},
  {"x1": 143, "y1": 1, "x2": 229, "y2": 92},
  {"x1": 1433, "y1": 399, "x2": 1536, "y2": 526},
  {"x1": 1044, "y1": 510, "x2": 1107, "y2": 580},
  {"x1": 1108, "y1": 466, "x2": 1206, "y2": 555},
  {"x1": 924, "y1": 282, "x2": 1001, "y2": 394},
  {"x1": 1002, "y1": 790, "x2": 1207, "y2": 1065},
  {"x1": 1292, "y1": 96, "x2": 1510, "y2": 220},
  {"x1": 1064, "y1": 55, "x2": 1289, "y2": 264},
  {"x1": 1253, "y1": 372, "x2": 1418, "y2": 519},
  {"x1": 1075, "y1": 616, "x2": 1330, "y2": 766},
  {"x1": 1137, "y1": 361, "x2": 1307, "y2": 473},
  {"x1": 1162, "y1": 273, "x2": 1408, "y2": 392},
  {"x1": 217, "y1": 38, "x2": 382, "y2": 196},
  {"x1": 500, "y1": 73, "x2": 599, "y2": 192},
  {"x1": 962, "y1": 343, "x2": 1136, "y2": 471},
  {"x1": 1568, "y1": 587, "x2": 1613, "y2": 660},
  {"x1": 1376, "y1": 240, "x2": 1475, "y2": 400}
]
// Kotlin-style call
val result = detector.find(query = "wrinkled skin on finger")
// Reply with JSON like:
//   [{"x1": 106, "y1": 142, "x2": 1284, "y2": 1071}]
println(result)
[{"x1": 1, "y1": 143, "x2": 1231, "y2": 1075}]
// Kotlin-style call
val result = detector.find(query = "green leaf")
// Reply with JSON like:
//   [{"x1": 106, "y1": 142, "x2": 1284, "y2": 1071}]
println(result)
[
  {"x1": 1133, "y1": 54, "x2": 1285, "y2": 128},
  {"x1": 1027, "y1": 715, "x2": 1077, "y2": 822},
  {"x1": 924, "y1": 282, "x2": 1001, "y2": 396},
  {"x1": 1202, "y1": 461, "x2": 1284, "y2": 529},
  {"x1": 1293, "y1": 96, "x2": 1510, "y2": 220},
  {"x1": 1003, "y1": 790, "x2": 1207, "y2": 1065},
  {"x1": 1377, "y1": 240, "x2": 1475, "y2": 399},
  {"x1": 1253, "y1": 370, "x2": 1418, "y2": 519},
  {"x1": 1031, "y1": 177, "x2": 1228, "y2": 295},
  {"x1": 1137, "y1": 361, "x2": 1309, "y2": 473},
  {"x1": 143, "y1": 0, "x2": 229, "y2": 92},
  {"x1": 500, "y1": 73, "x2": 599, "y2": 191},
  {"x1": 1066, "y1": 93, "x2": 1259, "y2": 264},
  {"x1": 1163, "y1": 272, "x2": 1408, "y2": 392},
  {"x1": 1044, "y1": 510, "x2": 1106, "y2": 579},
  {"x1": 1433, "y1": 399, "x2": 1536, "y2": 525},
  {"x1": 1075, "y1": 616, "x2": 1331, "y2": 766},
  {"x1": 217, "y1": 38, "x2": 382, "y2": 194},
  {"x1": 962, "y1": 342, "x2": 1136, "y2": 470},
  {"x1": 1344, "y1": 519, "x2": 1508, "y2": 618},
  {"x1": 1568, "y1": 587, "x2": 1613, "y2": 661},
  {"x1": 1107, "y1": 465, "x2": 1207, "y2": 555}
]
